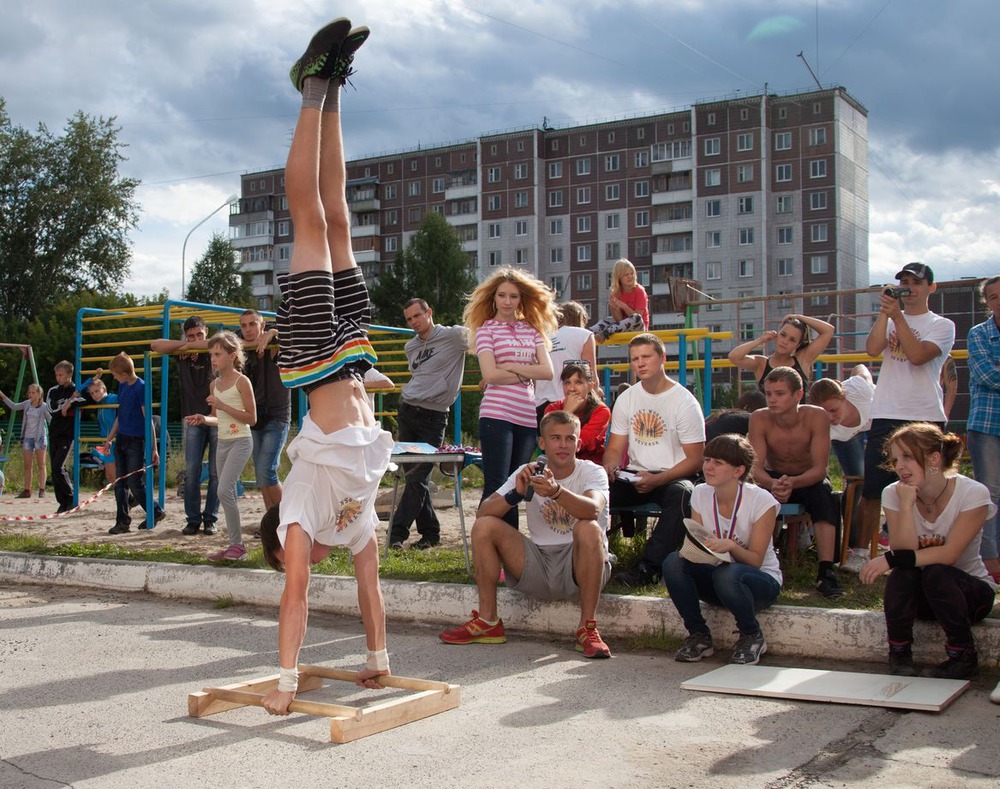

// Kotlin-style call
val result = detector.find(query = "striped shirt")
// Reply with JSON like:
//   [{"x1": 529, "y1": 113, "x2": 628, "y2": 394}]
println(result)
[
  {"x1": 968, "y1": 316, "x2": 1000, "y2": 435},
  {"x1": 476, "y1": 318, "x2": 543, "y2": 428}
]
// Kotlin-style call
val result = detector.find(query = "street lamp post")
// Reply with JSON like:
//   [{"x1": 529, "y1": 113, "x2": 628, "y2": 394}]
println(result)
[{"x1": 181, "y1": 192, "x2": 239, "y2": 299}]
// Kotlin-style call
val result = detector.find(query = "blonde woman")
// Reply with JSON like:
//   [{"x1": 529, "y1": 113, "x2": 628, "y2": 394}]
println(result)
[
  {"x1": 464, "y1": 268, "x2": 557, "y2": 528},
  {"x1": 588, "y1": 259, "x2": 648, "y2": 342}
]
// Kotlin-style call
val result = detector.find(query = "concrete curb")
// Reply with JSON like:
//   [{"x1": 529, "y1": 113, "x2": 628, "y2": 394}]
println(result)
[{"x1": 2, "y1": 551, "x2": 997, "y2": 664}]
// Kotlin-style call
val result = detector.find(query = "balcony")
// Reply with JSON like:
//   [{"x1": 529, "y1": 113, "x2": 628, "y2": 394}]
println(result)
[
  {"x1": 351, "y1": 224, "x2": 380, "y2": 238},
  {"x1": 446, "y1": 182, "x2": 478, "y2": 201},
  {"x1": 652, "y1": 218, "x2": 693, "y2": 236},
  {"x1": 446, "y1": 213, "x2": 479, "y2": 227},
  {"x1": 230, "y1": 234, "x2": 274, "y2": 249},
  {"x1": 349, "y1": 197, "x2": 381, "y2": 213},
  {"x1": 651, "y1": 156, "x2": 693, "y2": 176},
  {"x1": 652, "y1": 188, "x2": 693, "y2": 205},
  {"x1": 354, "y1": 248, "x2": 381, "y2": 264},
  {"x1": 652, "y1": 250, "x2": 693, "y2": 266}
]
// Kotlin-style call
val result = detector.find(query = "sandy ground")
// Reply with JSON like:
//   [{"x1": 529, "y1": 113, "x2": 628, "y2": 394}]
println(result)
[{"x1": 0, "y1": 477, "x2": 476, "y2": 558}]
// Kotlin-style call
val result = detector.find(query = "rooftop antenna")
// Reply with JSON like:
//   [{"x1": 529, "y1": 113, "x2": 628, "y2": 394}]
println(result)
[{"x1": 796, "y1": 51, "x2": 823, "y2": 90}]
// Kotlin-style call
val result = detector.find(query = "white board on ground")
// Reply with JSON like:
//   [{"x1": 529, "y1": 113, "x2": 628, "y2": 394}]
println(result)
[{"x1": 680, "y1": 664, "x2": 969, "y2": 712}]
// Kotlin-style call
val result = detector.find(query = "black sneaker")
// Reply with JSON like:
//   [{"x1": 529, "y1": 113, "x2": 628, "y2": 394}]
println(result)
[
  {"x1": 182, "y1": 523, "x2": 200, "y2": 536},
  {"x1": 108, "y1": 523, "x2": 131, "y2": 535},
  {"x1": 924, "y1": 647, "x2": 978, "y2": 680},
  {"x1": 389, "y1": 541, "x2": 405, "y2": 551},
  {"x1": 154, "y1": 510, "x2": 167, "y2": 525},
  {"x1": 411, "y1": 537, "x2": 439, "y2": 551},
  {"x1": 203, "y1": 522, "x2": 218, "y2": 536},
  {"x1": 675, "y1": 632, "x2": 714, "y2": 662},
  {"x1": 323, "y1": 25, "x2": 370, "y2": 86},
  {"x1": 730, "y1": 632, "x2": 767, "y2": 665},
  {"x1": 815, "y1": 569, "x2": 844, "y2": 598},
  {"x1": 612, "y1": 562, "x2": 657, "y2": 589},
  {"x1": 289, "y1": 17, "x2": 352, "y2": 91},
  {"x1": 888, "y1": 650, "x2": 917, "y2": 677}
]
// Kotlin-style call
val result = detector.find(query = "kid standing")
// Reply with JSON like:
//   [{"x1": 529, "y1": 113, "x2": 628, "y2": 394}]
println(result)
[
  {"x1": 588, "y1": 258, "x2": 649, "y2": 343},
  {"x1": 0, "y1": 384, "x2": 51, "y2": 498},
  {"x1": 186, "y1": 331, "x2": 256, "y2": 561},
  {"x1": 103, "y1": 353, "x2": 165, "y2": 532},
  {"x1": 47, "y1": 361, "x2": 79, "y2": 513}
]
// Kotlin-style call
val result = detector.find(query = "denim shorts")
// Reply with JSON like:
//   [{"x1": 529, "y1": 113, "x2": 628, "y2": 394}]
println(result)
[{"x1": 23, "y1": 436, "x2": 46, "y2": 452}]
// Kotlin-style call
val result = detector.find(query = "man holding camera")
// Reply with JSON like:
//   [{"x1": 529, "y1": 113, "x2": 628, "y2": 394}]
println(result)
[{"x1": 854, "y1": 263, "x2": 955, "y2": 555}]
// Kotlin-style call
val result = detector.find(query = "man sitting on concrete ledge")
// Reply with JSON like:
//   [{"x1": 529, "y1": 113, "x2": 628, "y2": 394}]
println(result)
[{"x1": 439, "y1": 410, "x2": 613, "y2": 658}]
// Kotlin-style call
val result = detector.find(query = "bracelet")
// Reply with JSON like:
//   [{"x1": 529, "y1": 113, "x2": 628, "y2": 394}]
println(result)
[
  {"x1": 277, "y1": 665, "x2": 299, "y2": 692},
  {"x1": 885, "y1": 549, "x2": 916, "y2": 570},
  {"x1": 551, "y1": 484, "x2": 564, "y2": 500},
  {"x1": 366, "y1": 648, "x2": 390, "y2": 672},
  {"x1": 504, "y1": 489, "x2": 525, "y2": 507}
]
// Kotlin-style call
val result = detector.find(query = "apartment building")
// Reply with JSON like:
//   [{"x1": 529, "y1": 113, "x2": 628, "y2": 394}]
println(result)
[{"x1": 229, "y1": 87, "x2": 869, "y2": 344}]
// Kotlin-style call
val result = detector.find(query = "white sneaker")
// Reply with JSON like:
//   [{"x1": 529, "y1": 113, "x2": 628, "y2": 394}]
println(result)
[
  {"x1": 839, "y1": 549, "x2": 868, "y2": 574},
  {"x1": 991, "y1": 680, "x2": 1000, "y2": 705}
]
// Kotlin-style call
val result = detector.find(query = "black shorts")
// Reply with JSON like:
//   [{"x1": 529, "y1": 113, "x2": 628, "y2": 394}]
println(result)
[{"x1": 767, "y1": 471, "x2": 839, "y2": 526}]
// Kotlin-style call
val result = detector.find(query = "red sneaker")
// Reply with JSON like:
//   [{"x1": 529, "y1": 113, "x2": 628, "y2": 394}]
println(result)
[
  {"x1": 439, "y1": 610, "x2": 506, "y2": 645},
  {"x1": 576, "y1": 620, "x2": 611, "y2": 659}
]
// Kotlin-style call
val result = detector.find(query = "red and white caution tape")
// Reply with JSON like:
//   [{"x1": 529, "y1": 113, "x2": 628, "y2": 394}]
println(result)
[{"x1": 0, "y1": 465, "x2": 153, "y2": 522}]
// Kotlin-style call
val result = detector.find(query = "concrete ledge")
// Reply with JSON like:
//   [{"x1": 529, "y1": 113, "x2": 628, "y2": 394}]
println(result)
[{"x1": 2, "y1": 551, "x2": 997, "y2": 665}]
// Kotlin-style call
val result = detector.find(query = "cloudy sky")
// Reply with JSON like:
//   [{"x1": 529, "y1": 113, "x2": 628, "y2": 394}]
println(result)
[{"x1": 1, "y1": 0, "x2": 997, "y2": 298}]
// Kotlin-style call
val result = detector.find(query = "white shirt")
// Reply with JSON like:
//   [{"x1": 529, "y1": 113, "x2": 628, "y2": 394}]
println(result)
[
  {"x1": 610, "y1": 380, "x2": 705, "y2": 472},
  {"x1": 830, "y1": 374, "x2": 875, "y2": 442}
]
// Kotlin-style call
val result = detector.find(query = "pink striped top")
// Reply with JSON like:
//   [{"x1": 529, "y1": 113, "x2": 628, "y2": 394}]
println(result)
[{"x1": 476, "y1": 318, "x2": 544, "y2": 428}]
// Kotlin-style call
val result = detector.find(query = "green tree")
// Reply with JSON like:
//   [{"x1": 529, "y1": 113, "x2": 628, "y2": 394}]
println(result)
[
  {"x1": 369, "y1": 211, "x2": 476, "y2": 327},
  {"x1": 0, "y1": 98, "x2": 139, "y2": 323},
  {"x1": 185, "y1": 233, "x2": 253, "y2": 307}
]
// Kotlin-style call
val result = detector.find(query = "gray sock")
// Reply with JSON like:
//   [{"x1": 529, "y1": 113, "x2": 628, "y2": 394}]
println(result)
[
  {"x1": 301, "y1": 77, "x2": 327, "y2": 110},
  {"x1": 323, "y1": 81, "x2": 341, "y2": 113}
]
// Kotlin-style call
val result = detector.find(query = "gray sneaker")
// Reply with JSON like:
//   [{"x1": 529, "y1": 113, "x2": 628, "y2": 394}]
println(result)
[
  {"x1": 730, "y1": 631, "x2": 767, "y2": 665},
  {"x1": 675, "y1": 632, "x2": 714, "y2": 662}
]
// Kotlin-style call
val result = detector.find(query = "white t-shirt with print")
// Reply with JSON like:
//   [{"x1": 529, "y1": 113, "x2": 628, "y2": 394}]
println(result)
[
  {"x1": 871, "y1": 311, "x2": 955, "y2": 422},
  {"x1": 882, "y1": 475, "x2": 997, "y2": 590},
  {"x1": 830, "y1": 374, "x2": 875, "y2": 442},
  {"x1": 610, "y1": 380, "x2": 706, "y2": 472},
  {"x1": 497, "y1": 459, "x2": 609, "y2": 550},
  {"x1": 690, "y1": 482, "x2": 783, "y2": 583}
]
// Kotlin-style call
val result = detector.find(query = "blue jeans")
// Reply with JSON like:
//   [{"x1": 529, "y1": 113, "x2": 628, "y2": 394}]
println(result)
[
  {"x1": 967, "y1": 430, "x2": 1000, "y2": 560},
  {"x1": 662, "y1": 552, "x2": 781, "y2": 636},
  {"x1": 832, "y1": 432, "x2": 866, "y2": 478},
  {"x1": 479, "y1": 416, "x2": 538, "y2": 529},
  {"x1": 251, "y1": 418, "x2": 289, "y2": 488},
  {"x1": 115, "y1": 434, "x2": 164, "y2": 526},
  {"x1": 389, "y1": 401, "x2": 448, "y2": 544},
  {"x1": 184, "y1": 421, "x2": 219, "y2": 526}
]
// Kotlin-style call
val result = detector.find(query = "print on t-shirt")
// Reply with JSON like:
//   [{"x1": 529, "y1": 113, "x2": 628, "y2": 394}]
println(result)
[
  {"x1": 540, "y1": 500, "x2": 574, "y2": 535},
  {"x1": 337, "y1": 497, "x2": 362, "y2": 531},
  {"x1": 887, "y1": 325, "x2": 925, "y2": 363},
  {"x1": 631, "y1": 409, "x2": 666, "y2": 445}
]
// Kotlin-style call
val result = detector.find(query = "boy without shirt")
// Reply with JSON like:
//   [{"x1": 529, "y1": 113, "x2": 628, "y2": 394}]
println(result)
[{"x1": 749, "y1": 366, "x2": 843, "y2": 597}]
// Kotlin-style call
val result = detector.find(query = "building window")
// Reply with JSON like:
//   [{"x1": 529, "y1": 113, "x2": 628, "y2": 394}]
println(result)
[
  {"x1": 813, "y1": 101, "x2": 822, "y2": 115},
  {"x1": 487, "y1": 194, "x2": 502, "y2": 211},
  {"x1": 432, "y1": 177, "x2": 444, "y2": 193},
  {"x1": 549, "y1": 274, "x2": 564, "y2": 293},
  {"x1": 775, "y1": 163, "x2": 792, "y2": 182},
  {"x1": 738, "y1": 196, "x2": 754, "y2": 214},
  {"x1": 741, "y1": 322, "x2": 755, "y2": 340},
  {"x1": 739, "y1": 228, "x2": 754, "y2": 245},
  {"x1": 740, "y1": 107, "x2": 749, "y2": 121},
  {"x1": 576, "y1": 187, "x2": 591, "y2": 205},
  {"x1": 811, "y1": 293, "x2": 829, "y2": 306},
  {"x1": 778, "y1": 106, "x2": 788, "y2": 120},
  {"x1": 778, "y1": 258, "x2": 794, "y2": 276},
  {"x1": 605, "y1": 154, "x2": 620, "y2": 172},
  {"x1": 635, "y1": 150, "x2": 649, "y2": 168},
  {"x1": 384, "y1": 185, "x2": 396, "y2": 200},
  {"x1": 810, "y1": 255, "x2": 828, "y2": 274},
  {"x1": 606, "y1": 213, "x2": 620, "y2": 230},
  {"x1": 810, "y1": 191, "x2": 828, "y2": 210},
  {"x1": 549, "y1": 161, "x2": 562, "y2": 178},
  {"x1": 705, "y1": 199, "x2": 721, "y2": 218},
  {"x1": 634, "y1": 181, "x2": 650, "y2": 198},
  {"x1": 385, "y1": 237, "x2": 398, "y2": 252},
  {"x1": 488, "y1": 222, "x2": 501, "y2": 239},
  {"x1": 706, "y1": 292, "x2": 722, "y2": 311},
  {"x1": 516, "y1": 248, "x2": 529, "y2": 265},
  {"x1": 635, "y1": 210, "x2": 650, "y2": 228},
  {"x1": 408, "y1": 181, "x2": 421, "y2": 197},
  {"x1": 277, "y1": 220, "x2": 289, "y2": 236},
  {"x1": 705, "y1": 168, "x2": 721, "y2": 187},
  {"x1": 577, "y1": 216, "x2": 592, "y2": 233},
  {"x1": 639, "y1": 269, "x2": 651, "y2": 286},
  {"x1": 577, "y1": 246, "x2": 592, "y2": 263},
  {"x1": 387, "y1": 163, "x2": 394, "y2": 174},
  {"x1": 811, "y1": 224, "x2": 829, "y2": 243},
  {"x1": 774, "y1": 131, "x2": 792, "y2": 151},
  {"x1": 551, "y1": 139, "x2": 559, "y2": 152},
  {"x1": 739, "y1": 290, "x2": 755, "y2": 308},
  {"x1": 489, "y1": 250, "x2": 502, "y2": 266},
  {"x1": 706, "y1": 261, "x2": 721, "y2": 280},
  {"x1": 550, "y1": 248, "x2": 564, "y2": 264},
  {"x1": 408, "y1": 208, "x2": 421, "y2": 223},
  {"x1": 634, "y1": 239, "x2": 650, "y2": 257},
  {"x1": 606, "y1": 183, "x2": 620, "y2": 201},
  {"x1": 517, "y1": 140, "x2": 525, "y2": 152},
  {"x1": 606, "y1": 242, "x2": 621, "y2": 260},
  {"x1": 550, "y1": 218, "x2": 563, "y2": 235},
  {"x1": 637, "y1": 127, "x2": 646, "y2": 140},
  {"x1": 707, "y1": 112, "x2": 716, "y2": 126},
  {"x1": 514, "y1": 191, "x2": 528, "y2": 208},
  {"x1": 704, "y1": 137, "x2": 720, "y2": 156},
  {"x1": 432, "y1": 204, "x2": 444, "y2": 216},
  {"x1": 739, "y1": 258, "x2": 754, "y2": 278},
  {"x1": 386, "y1": 209, "x2": 398, "y2": 225},
  {"x1": 776, "y1": 195, "x2": 792, "y2": 214},
  {"x1": 487, "y1": 166, "x2": 501, "y2": 183},
  {"x1": 576, "y1": 159, "x2": 591, "y2": 176},
  {"x1": 549, "y1": 190, "x2": 563, "y2": 208},
  {"x1": 810, "y1": 159, "x2": 827, "y2": 179},
  {"x1": 490, "y1": 144, "x2": 498, "y2": 155},
  {"x1": 737, "y1": 132, "x2": 753, "y2": 152},
  {"x1": 706, "y1": 231, "x2": 721, "y2": 248},
  {"x1": 277, "y1": 246, "x2": 290, "y2": 261},
  {"x1": 577, "y1": 273, "x2": 592, "y2": 289},
  {"x1": 809, "y1": 127, "x2": 827, "y2": 146},
  {"x1": 778, "y1": 226, "x2": 793, "y2": 245},
  {"x1": 736, "y1": 164, "x2": 753, "y2": 184},
  {"x1": 513, "y1": 163, "x2": 528, "y2": 179},
  {"x1": 516, "y1": 219, "x2": 528, "y2": 236}
]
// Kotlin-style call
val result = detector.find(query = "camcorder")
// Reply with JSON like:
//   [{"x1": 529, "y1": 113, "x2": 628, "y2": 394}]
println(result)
[
  {"x1": 884, "y1": 286, "x2": 911, "y2": 299},
  {"x1": 524, "y1": 456, "x2": 547, "y2": 502}
]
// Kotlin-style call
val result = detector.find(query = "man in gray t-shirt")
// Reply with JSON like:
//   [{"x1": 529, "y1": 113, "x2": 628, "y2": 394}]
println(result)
[{"x1": 388, "y1": 298, "x2": 468, "y2": 549}]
